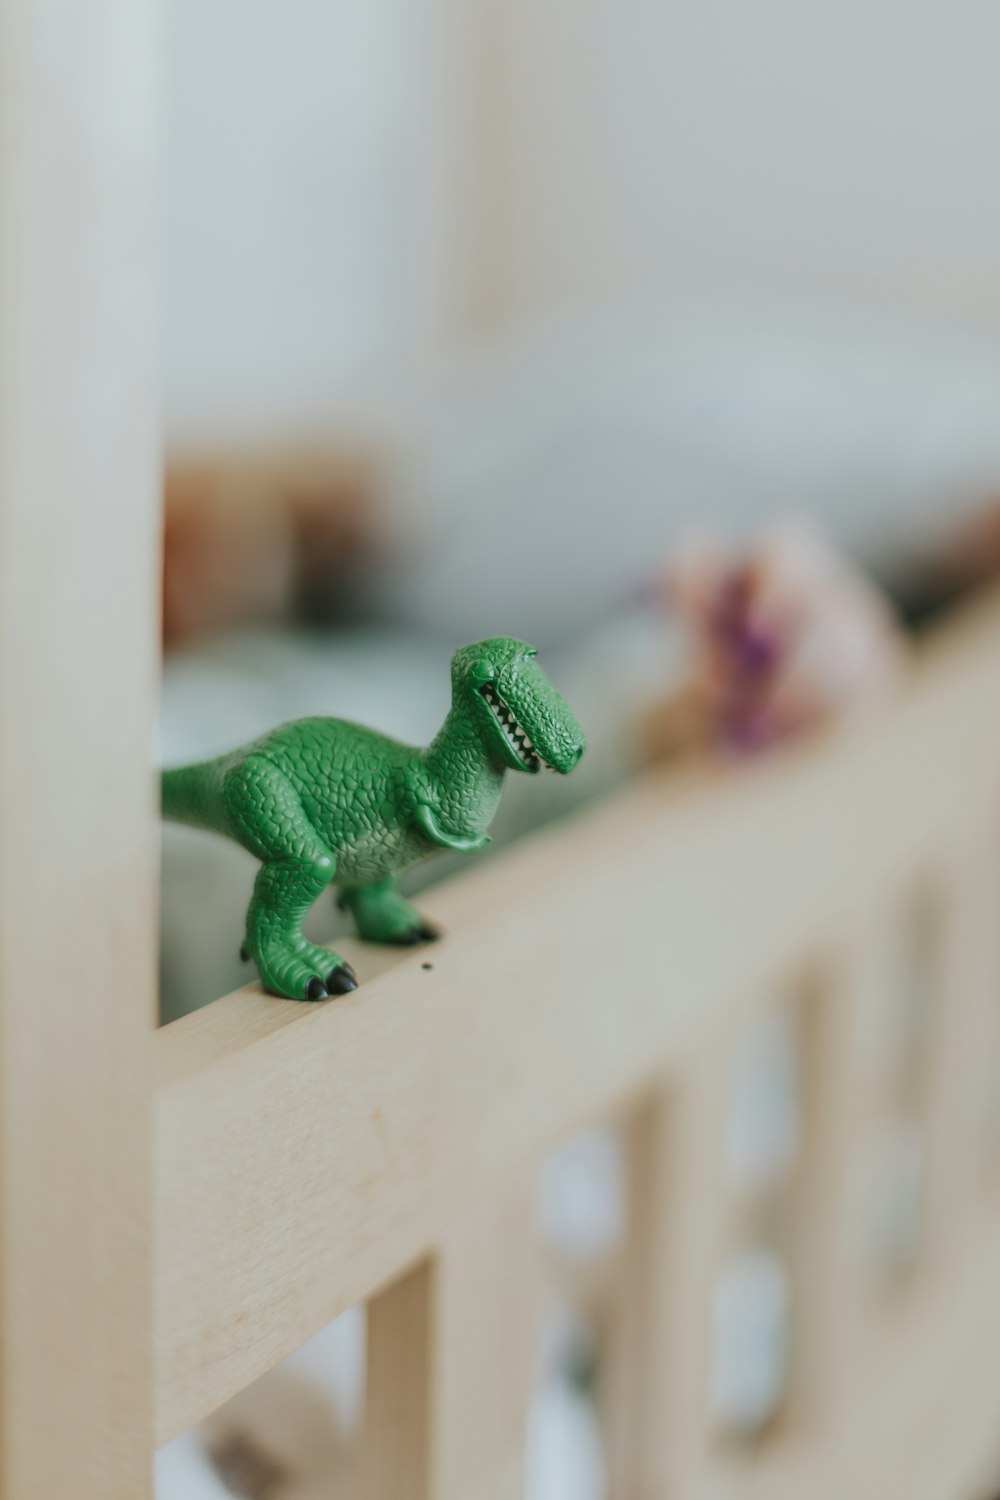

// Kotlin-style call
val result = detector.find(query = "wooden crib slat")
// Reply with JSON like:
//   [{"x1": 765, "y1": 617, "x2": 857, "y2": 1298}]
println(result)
[
  {"x1": 614, "y1": 1085, "x2": 677, "y2": 1497},
  {"x1": 727, "y1": 1213, "x2": 1000, "y2": 1500},
  {"x1": 0, "y1": 0, "x2": 159, "y2": 1492},
  {"x1": 431, "y1": 1174, "x2": 545, "y2": 1500},
  {"x1": 154, "y1": 598, "x2": 1000, "y2": 1441},
  {"x1": 923, "y1": 836, "x2": 1000, "y2": 1260},
  {"x1": 362, "y1": 1260, "x2": 434, "y2": 1500},
  {"x1": 630, "y1": 1051, "x2": 728, "y2": 1497},
  {"x1": 600, "y1": 1099, "x2": 664, "y2": 1499},
  {"x1": 361, "y1": 1179, "x2": 545, "y2": 1500},
  {"x1": 791, "y1": 946, "x2": 869, "y2": 1425}
]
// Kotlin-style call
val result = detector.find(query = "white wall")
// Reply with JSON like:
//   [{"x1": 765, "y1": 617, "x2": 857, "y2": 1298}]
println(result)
[
  {"x1": 164, "y1": 0, "x2": 1000, "y2": 443},
  {"x1": 505, "y1": 0, "x2": 1000, "y2": 328},
  {"x1": 164, "y1": 0, "x2": 445, "y2": 444}
]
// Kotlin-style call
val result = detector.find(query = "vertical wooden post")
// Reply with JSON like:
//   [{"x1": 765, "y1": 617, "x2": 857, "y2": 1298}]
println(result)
[
  {"x1": 0, "y1": 2, "x2": 159, "y2": 1495},
  {"x1": 629, "y1": 1049, "x2": 728, "y2": 1499},
  {"x1": 363, "y1": 1261, "x2": 434, "y2": 1500},
  {"x1": 924, "y1": 841, "x2": 1000, "y2": 1260},
  {"x1": 814, "y1": 912, "x2": 924, "y2": 1390},
  {"x1": 791, "y1": 954, "x2": 867, "y2": 1426},
  {"x1": 432, "y1": 1175, "x2": 545, "y2": 1500},
  {"x1": 362, "y1": 1177, "x2": 546, "y2": 1500},
  {"x1": 600, "y1": 1104, "x2": 659, "y2": 1500}
]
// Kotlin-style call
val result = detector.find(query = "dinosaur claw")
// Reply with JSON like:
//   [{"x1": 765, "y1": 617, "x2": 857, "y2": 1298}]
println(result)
[
  {"x1": 305, "y1": 977, "x2": 329, "y2": 1001},
  {"x1": 240, "y1": 944, "x2": 250, "y2": 962},
  {"x1": 385, "y1": 922, "x2": 440, "y2": 947},
  {"x1": 326, "y1": 964, "x2": 358, "y2": 995}
]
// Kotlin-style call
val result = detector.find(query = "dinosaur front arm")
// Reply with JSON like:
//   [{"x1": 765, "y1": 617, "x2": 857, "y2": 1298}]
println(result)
[{"x1": 414, "y1": 800, "x2": 492, "y2": 853}]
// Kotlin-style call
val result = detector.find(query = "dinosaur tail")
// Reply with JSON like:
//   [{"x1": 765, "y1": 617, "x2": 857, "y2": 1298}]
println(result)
[{"x1": 161, "y1": 758, "x2": 228, "y2": 834}]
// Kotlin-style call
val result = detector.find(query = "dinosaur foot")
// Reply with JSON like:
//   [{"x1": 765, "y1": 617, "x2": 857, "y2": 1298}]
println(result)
[
  {"x1": 385, "y1": 920, "x2": 441, "y2": 947},
  {"x1": 305, "y1": 963, "x2": 358, "y2": 1000},
  {"x1": 248, "y1": 936, "x2": 359, "y2": 1002},
  {"x1": 340, "y1": 883, "x2": 443, "y2": 947}
]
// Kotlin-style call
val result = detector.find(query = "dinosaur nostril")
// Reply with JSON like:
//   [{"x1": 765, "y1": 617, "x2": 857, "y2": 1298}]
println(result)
[{"x1": 567, "y1": 744, "x2": 584, "y2": 770}]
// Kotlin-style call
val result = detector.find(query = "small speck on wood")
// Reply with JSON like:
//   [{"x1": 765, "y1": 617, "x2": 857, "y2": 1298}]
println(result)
[{"x1": 422, "y1": 963, "x2": 433, "y2": 971}]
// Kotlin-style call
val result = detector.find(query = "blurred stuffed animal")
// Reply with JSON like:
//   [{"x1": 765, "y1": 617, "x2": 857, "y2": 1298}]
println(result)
[{"x1": 643, "y1": 522, "x2": 905, "y2": 759}]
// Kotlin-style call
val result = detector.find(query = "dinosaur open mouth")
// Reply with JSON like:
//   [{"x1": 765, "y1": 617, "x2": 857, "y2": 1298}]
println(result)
[{"x1": 480, "y1": 684, "x2": 548, "y2": 771}]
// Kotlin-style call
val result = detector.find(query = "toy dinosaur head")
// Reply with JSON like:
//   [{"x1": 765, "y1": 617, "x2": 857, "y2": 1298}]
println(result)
[{"x1": 451, "y1": 637, "x2": 586, "y2": 775}]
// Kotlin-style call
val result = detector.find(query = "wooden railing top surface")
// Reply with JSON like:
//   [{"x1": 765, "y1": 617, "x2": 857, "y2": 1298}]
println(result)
[{"x1": 155, "y1": 589, "x2": 1000, "y2": 1441}]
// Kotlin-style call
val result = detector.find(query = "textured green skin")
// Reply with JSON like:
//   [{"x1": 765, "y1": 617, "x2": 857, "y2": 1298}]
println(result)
[{"x1": 162, "y1": 638, "x2": 586, "y2": 999}]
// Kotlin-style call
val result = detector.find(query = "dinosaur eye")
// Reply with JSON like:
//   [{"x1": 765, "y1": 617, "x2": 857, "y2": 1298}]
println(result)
[{"x1": 471, "y1": 657, "x2": 495, "y2": 684}]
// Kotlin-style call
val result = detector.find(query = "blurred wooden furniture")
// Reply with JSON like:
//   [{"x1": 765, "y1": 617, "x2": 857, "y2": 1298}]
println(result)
[
  {"x1": 155, "y1": 596, "x2": 1000, "y2": 1500},
  {"x1": 163, "y1": 449, "x2": 375, "y2": 643},
  {"x1": 4, "y1": 5, "x2": 1000, "y2": 1497}
]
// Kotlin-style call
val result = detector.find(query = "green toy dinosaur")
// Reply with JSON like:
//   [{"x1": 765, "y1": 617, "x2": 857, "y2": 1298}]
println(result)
[{"x1": 162, "y1": 637, "x2": 585, "y2": 1000}]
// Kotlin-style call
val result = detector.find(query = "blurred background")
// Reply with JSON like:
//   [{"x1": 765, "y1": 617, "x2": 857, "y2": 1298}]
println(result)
[{"x1": 157, "y1": 2, "x2": 1000, "y2": 1494}]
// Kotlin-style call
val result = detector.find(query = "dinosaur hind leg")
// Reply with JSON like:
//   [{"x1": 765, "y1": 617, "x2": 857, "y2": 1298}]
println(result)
[
  {"x1": 223, "y1": 756, "x2": 356, "y2": 1000},
  {"x1": 337, "y1": 876, "x2": 440, "y2": 947},
  {"x1": 246, "y1": 859, "x2": 359, "y2": 999}
]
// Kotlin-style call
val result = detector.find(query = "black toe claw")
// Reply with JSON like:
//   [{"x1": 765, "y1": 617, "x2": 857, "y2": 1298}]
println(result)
[
  {"x1": 326, "y1": 964, "x2": 358, "y2": 995},
  {"x1": 240, "y1": 944, "x2": 250, "y2": 962},
  {"x1": 418, "y1": 921, "x2": 441, "y2": 943},
  {"x1": 389, "y1": 928, "x2": 425, "y2": 946},
  {"x1": 305, "y1": 977, "x2": 329, "y2": 1001}
]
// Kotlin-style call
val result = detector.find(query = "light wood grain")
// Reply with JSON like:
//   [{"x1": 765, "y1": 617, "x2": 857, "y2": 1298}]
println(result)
[
  {"x1": 0, "y1": 0, "x2": 159, "y2": 1492},
  {"x1": 923, "y1": 835, "x2": 1000, "y2": 1264},
  {"x1": 592, "y1": 1101, "x2": 659, "y2": 1500},
  {"x1": 611, "y1": 1085, "x2": 677, "y2": 1498},
  {"x1": 154, "y1": 591, "x2": 1000, "y2": 1441},
  {"x1": 432, "y1": 1172, "x2": 545, "y2": 1500},
  {"x1": 790, "y1": 947, "x2": 870, "y2": 1429},
  {"x1": 4, "y1": 2, "x2": 1000, "y2": 1489},
  {"x1": 362, "y1": 1260, "x2": 434, "y2": 1500},
  {"x1": 684, "y1": 1203, "x2": 1000, "y2": 1500},
  {"x1": 633, "y1": 1052, "x2": 730, "y2": 1498}
]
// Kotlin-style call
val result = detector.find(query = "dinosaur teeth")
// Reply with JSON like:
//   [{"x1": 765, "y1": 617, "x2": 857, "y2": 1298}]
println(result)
[{"x1": 480, "y1": 684, "x2": 541, "y2": 769}]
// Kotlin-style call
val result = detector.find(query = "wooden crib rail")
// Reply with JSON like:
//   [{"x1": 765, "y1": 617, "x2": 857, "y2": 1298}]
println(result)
[
  {"x1": 155, "y1": 592, "x2": 1000, "y2": 1448},
  {"x1": 6, "y1": 8, "x2": 1000, "y2": 1489}
]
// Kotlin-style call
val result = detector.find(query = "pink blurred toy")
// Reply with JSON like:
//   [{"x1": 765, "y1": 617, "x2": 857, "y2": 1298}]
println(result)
[{"x1": 649, "y1": 522, "x2": 905, "y2": 757}]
